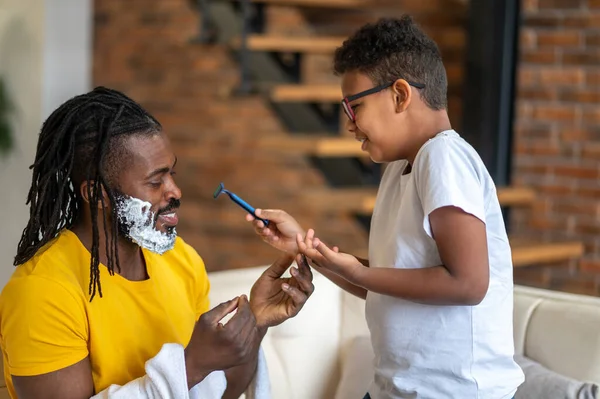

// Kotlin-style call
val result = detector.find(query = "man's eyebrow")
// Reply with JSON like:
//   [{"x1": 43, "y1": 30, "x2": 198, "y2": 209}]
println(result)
[{"x1": 145, "y1": 157, "x2": 177, "y2": 179}]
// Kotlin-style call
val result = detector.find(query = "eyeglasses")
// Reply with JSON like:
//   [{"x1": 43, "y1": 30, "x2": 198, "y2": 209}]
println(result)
[{"x1": 341, "y1": 80, "x2": 426, "y2": 122}]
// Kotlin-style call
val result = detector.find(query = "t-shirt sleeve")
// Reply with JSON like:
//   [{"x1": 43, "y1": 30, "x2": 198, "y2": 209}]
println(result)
[
  {"x1": 1, "y1": 276, "x2": 89, "y2": 376},
  {"x1": 414, "y1": 136, "x2": 486, "y2": 239},
  {"x1": 179, "y1": 241, "x2": 211, "y2": 320}
]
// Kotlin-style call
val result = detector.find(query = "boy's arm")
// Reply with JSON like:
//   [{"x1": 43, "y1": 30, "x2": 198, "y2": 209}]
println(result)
[{"x1": 300, "y1": 206, "x2": 489, "y2": 306}]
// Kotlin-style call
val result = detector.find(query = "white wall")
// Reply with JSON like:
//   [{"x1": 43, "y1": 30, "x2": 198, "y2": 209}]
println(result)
[{"x1": 0, "y1": 0, "x2": 91, "y2": 288}]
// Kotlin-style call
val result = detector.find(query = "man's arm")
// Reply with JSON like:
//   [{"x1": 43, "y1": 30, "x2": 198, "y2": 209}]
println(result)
[
  {"x1": 222, "y1": 327, "x2": 267, "y2": 399},
  {"x1": 12, "y1": 358, "x2": 94, "y2": 399}
]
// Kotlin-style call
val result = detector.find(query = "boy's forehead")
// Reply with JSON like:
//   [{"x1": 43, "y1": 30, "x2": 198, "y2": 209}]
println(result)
[{"x1": 341, "y1": 71, "x2": 376, "y2": 98}]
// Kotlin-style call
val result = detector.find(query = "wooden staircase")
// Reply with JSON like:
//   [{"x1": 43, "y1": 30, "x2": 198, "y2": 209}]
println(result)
[{"x1": 220, "y1": 0, "x2": 584, "y2": 269}]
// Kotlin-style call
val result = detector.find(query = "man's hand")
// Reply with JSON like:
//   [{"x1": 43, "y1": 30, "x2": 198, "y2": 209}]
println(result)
[
  {"x1": 246, "y1": 209, "x2": 305, "y2": 254},
  {"x1": 250, "y1": 253, "x2": 315, "y2": 329},
  {"x1": 184, "y1": 295, "x2": 260, "y2": 389},
  {"x1": 297, "y1": 229, "x2": 364, "y2": 283}
]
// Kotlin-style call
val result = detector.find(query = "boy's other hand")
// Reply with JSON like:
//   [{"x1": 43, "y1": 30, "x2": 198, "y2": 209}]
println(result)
[
  {"x1": 246, "y1": 209, "x2": 305, "y2": 254},
  {"x1": 297, "y1": 229, "x2": 364, "y2": 283}
]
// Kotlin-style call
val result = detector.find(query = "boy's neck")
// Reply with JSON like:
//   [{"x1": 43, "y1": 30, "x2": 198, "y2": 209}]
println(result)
[{"x1": 406, "y1": 110, "x2": 452, "y2": 165}]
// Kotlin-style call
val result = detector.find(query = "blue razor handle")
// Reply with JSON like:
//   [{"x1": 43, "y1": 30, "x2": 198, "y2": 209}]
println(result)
[{"x1": 226, "y1": 192, "x2": 270, "y2": 226}]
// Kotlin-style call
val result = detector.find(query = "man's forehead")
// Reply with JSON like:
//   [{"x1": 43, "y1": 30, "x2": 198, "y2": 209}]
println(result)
[{"x1": 120, "y1": 133, "x2": 175, "y2": 173}]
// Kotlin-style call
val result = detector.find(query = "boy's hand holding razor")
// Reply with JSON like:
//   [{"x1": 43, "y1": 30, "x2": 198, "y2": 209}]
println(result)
[{"x1": 247, "y1": 209, "x2": 368, "y2": 295}]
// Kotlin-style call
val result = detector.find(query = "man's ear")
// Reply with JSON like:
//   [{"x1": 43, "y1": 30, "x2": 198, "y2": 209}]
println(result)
[
  {"x1": 391, "y1": 79, "x2": 412, "y2": 113},
  {"x1": 80, "y1": 181, "x2": 110, "y2": 210}
]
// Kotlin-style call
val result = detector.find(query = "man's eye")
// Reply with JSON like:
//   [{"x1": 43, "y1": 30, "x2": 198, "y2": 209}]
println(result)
[
  {"x1": 149, "y1": 182, "x2": 162, "y2": 188},
  {"x1": 351, "y1": 104, "x2": 360, "y2": 112}
]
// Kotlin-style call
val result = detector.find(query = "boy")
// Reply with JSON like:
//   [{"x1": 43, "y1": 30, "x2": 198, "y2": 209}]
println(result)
[{"x1": 247, "y1": 16, "x2": 524, "y2": 399}]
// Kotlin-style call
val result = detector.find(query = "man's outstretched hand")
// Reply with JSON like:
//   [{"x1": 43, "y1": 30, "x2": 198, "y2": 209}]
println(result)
[{"x1": 250, "y1": 253, "x2": 314, "y2": 329}]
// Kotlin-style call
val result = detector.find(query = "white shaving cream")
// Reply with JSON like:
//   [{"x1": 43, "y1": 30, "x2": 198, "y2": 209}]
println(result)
[{"x1": 116, "y1": 196, "x2": 176, "y2": 255}]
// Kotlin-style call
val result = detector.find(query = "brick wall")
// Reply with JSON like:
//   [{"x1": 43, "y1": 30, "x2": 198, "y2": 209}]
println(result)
[
  {"x1": 93, "y1": 0, "x2": 370, "y2": 272},
  {"x1": 93, "y1": 0, "x2": 468, "y2": 272},
  {"x1": 512, "y1": 0, "x2": 600, "y2": 295}
]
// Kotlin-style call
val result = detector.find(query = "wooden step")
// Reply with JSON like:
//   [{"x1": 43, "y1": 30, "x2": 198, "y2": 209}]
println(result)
[
  {"x1": 258, "y1": 136, "x2": 365, "y2": 157},
  {"x1": 271, "y1": 84, "x2": 341, "y2": 102},
  {"x1": 232, "y1": 35, "x2": 345, "y2": 53},
  {"x1": 511, "y1": 241, "x2": 584, "y2": 268},
  {"x1": 235, "y1": 0, "x2": 371, "y2": 8},
  {"x1": 271, "y1": 81, "x2": 463, "y2": 103},
  {"x1": 233, "y1": 34, "x2": 466, "y2": 54}
]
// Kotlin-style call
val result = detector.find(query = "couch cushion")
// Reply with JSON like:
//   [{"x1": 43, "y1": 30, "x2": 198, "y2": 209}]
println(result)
[
  {"x1": 334, "y1": 336, "x2": 374, "y2": 399},
  {"x1": 515, "y1": 286, "x2": 600, "y2": 384},
  {"x1": 515, "y1": 354, "x2": 598, "y2": 399},
  {"x1": 208, "y1": 265, "x2": 343, "y2": 399}
]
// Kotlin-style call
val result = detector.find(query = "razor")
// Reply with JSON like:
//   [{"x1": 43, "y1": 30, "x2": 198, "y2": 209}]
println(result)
[{"x1": 213, "y1": 183, "x2": 270, "y2": 226}]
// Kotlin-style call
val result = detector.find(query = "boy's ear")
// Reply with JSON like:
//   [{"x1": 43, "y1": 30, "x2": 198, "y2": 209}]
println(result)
[
  {"x1": 80, "y1": 181, "x2": 110, "y2": 210},
  {"x1": 391, "y1": 79, "x2": 412, "y2": 113}
]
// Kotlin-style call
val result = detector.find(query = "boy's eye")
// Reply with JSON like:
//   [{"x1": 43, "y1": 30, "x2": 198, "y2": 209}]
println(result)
[{"x1": 351, "y1": 104, "x2": 360, "y2": 112}]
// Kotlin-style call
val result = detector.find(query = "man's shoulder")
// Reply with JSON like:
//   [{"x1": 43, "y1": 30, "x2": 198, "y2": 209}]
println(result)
[{"x1": 7, "y1": 231, "x2": 86, "y2": 289}]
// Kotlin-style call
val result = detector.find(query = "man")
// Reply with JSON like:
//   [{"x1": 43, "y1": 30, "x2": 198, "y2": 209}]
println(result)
[{"x1": 0, "y1": 87, "x2": 314, "y2": 398}]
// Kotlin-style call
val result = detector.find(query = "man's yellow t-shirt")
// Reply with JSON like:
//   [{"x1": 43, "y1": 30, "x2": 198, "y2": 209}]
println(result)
[{"x1": 0, "y1": 229, "x2": 211, "y2": 397}]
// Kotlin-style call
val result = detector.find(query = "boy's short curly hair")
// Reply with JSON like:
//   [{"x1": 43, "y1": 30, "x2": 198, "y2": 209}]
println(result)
[{"x1": 334, "y1": 16, "x2": 447, "y2": 111}]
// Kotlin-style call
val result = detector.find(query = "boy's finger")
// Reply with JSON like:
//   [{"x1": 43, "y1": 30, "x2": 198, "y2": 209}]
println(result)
[{"x1": 314, "y1": 239, "x2": 338, "y2": 261}]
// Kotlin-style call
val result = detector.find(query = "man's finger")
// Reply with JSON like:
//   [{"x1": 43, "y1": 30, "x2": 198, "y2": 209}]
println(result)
[
  {"x1": 282, "y1": 283, "x2": 308, "y2": 311},
  {"x1": 296, "y1": 254, "x2": 313, "y2": 278},
  {"x1": 225, "y1": 295, "x2": 256, "y2": 333},
  {"x1": 262, "y1": 253, "x2": 295, "y2": 279},
  {"x1": 292, "y1": 258, "x2": 315, "y2": 296},
  {"x1": 202, "y1": 297, "x2": 239, "y2": 325}
]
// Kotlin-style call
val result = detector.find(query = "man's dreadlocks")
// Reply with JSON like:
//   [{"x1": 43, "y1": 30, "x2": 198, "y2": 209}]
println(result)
[{"x1": 14, "y1": 86, "x2": 161, "y2": 300}]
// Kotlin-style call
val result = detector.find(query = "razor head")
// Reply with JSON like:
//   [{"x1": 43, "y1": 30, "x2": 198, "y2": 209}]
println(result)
[{"x1": 213, "y1": 182, "x2": 225, "y2": 199}]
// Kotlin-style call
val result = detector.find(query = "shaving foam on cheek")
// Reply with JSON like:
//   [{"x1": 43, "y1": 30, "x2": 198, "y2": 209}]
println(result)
[{"x1": 116, "y1": 196, "x2": 176, "y2": 255}]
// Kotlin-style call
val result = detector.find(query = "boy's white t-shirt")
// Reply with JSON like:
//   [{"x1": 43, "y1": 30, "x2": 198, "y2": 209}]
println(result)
[{"x1": 366, "y1": 130, "x2": 524, "y2": 399}]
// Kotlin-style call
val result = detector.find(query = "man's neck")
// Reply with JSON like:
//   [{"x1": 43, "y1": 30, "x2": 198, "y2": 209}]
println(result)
[{"x1": 71, "y1": 221, "x2": 149, "y2": 281}]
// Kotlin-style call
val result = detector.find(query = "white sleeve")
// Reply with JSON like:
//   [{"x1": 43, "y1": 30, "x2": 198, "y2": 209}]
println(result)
[
  {"x1": 91, "y1": 343, "x2": 271, "y2": 399},
  {"x1": 91, "y1": 343, "x2": 226, "y2": 399},
  {"x1": 414, "y1": 136, "x2": 486, "y2": 239}
]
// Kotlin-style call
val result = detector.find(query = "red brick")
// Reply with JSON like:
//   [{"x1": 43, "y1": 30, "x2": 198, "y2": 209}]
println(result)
[
  {"x1": 539, "y1": 0, "x2": 585, "y2": 8},
  {"x1": 524, "y1": 14, "x2": 563, "y2": 27},
  {"x1": 515, "y1": 140, "x2": 560, "y2": 156},
  {"x1": 560, "y1": 129, "x2": 591, "y2": 142},
  {"x1": 559, "y1": 89, "x2": 600, "y2": 103},
  {"x1": 520, "y1": 29, "x2": 537, "y2": 49},
  {"x1": 563, "y1": 14, "x2": 600, "y2": 28},
  {"x1": 580, "y1": 258, "x2": 600, "y2": 273},
  {"x1": 587, "y1": 71, "x2": 600, "y2": 86},
  {"x1": 523, "y1": 0, "x2": 539, "y2": 11},
  {"x1": 518, "y1": 68, "x2": 538, "y2": 86},
  {"x1": 554, "y1": 165, "x2": 599, "y2": 179},
  {"x1": 582, "y1": 143, "x2": 600, "y2": 159},
  {"x1": 518, "y1": 87, "x2": 558, "y2": 101},
  {"x1": 539, "y1": 68, "x2": 585, "y2": 85},
  {"x1": 532, "y1": 104, "x2": 578, "y2": 122},
  {"x1": 583, "y1": 109, "x2": 600, "y2": 124},
  {"x1": 521, "y1": 49, "x2": 559, "y2": 64},
  {"x1": 586, "y1": 32, "x2": 600, "y2": 46},
  {"x1": 514, "y1": 122, "x2": 556, "y2": 140},
  {"x1": 563, "y1": 51, "x2": 600, "y2": 65},
  {"x1": 538, "y1": 31, "x2": 582, "y2": 47}
]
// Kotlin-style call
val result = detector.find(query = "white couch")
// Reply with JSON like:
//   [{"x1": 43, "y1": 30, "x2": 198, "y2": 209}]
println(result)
[{"x1": 208, "y1": 265, "x2": 600, "y2": 399}]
